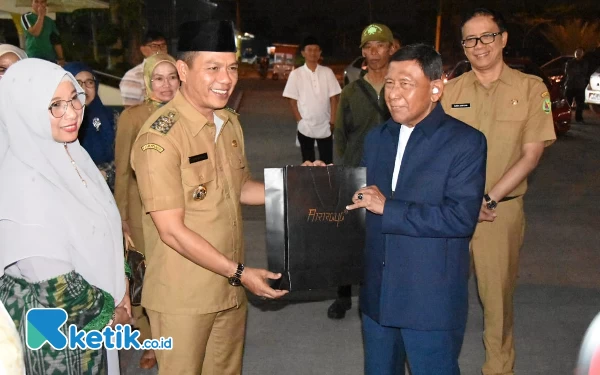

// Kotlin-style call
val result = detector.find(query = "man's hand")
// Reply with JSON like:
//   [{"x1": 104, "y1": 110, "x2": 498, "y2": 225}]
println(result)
[
  {"x1": 38, "y1": 4, "x2": 47, "y2": 18},
  {"x1": 117, "y1": 282, "x2": 132, "y2": 319},
  {"x1": 478, "y1": 198, "x2": 497, "y2": 222},
  {"x1": 122, "y1": 221, "x2": 136, "y2": 249},
  {"x1": 346, "y1": 185, "x2": 386, "y2": 215},
  {"x1": 301, "y1": 160, "x2": 328, "y2": 166},
  {"x1": 111, "y1": 306, "x2": 132, "y2": 328},
  {"x1": 240, "y1": 267, "x2": 289, "y2": 299}
]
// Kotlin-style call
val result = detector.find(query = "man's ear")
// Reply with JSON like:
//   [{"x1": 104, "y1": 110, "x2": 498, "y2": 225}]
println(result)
[
  {"x1": 176, "y1": 60, "x2": 188, "y2": 83},
  {"x1": 140, "y1": 45, "x2": 149, "y2": 58},
  {"x1": 430, "y1": 79, "x2": 444, "y2": 102}
]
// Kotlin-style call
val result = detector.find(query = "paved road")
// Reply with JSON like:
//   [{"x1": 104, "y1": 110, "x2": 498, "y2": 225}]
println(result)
[{"x1": 122, "y1": 79, "x2": 600, "y2": 374}]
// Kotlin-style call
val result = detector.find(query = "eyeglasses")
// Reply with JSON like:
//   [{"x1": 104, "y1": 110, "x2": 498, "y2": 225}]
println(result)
[
  {"x1": 77, "y1": 79, "x2": 95, "y2": 88},
  {"x1": 48, "y1": 93, "x2": 86, "y2": 118},
  {"x1": 146, "y1": 43, "x2": 168, "y2": 52},
  {"x1": 150, "y1": 75, "x2": 180, "y2": 86},
  {"x1": 461, "y1": 32, "x2": 504, "y2": 48}
]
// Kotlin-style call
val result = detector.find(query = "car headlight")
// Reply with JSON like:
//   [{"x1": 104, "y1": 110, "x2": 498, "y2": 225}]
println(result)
[{"x1": 552, "y1": 98, "x2": 568, "y2": 109}]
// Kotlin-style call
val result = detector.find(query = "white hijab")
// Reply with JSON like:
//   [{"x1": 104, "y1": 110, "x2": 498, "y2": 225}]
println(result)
[
  {"x1": 0, "y1": 59, "x2": 125, "y2": 303},
  {"x1": 0, "y1": 44, "x2": 26, "y2": 163},
  {"x1": 0, "y1": 44, "x2": 27, "y2": 61}
]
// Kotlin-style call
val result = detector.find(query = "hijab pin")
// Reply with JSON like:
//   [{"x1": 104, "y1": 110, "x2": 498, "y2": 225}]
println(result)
[{"x1": 93, "y1": 117, "x2": 102, "y2": 131}]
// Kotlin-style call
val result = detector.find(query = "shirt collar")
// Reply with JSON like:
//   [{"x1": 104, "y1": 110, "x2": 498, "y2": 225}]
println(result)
[
  {"x1": 173, "y1": 90, "x2": 211, "y2": 137},
  {"x1": 464, "y1": 62, "x2": 514, "y2": 87},
  {"x1": 302, "y1": 64, "x2": 320, "y2": 73},
  {"x1": 382, "y1": 103, "x2": 445, "y2": 139}
]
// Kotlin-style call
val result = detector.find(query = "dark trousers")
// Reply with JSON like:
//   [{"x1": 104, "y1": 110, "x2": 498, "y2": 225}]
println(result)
[
  {"x1": 362, "y1": 313, "x2": 464, "y2": 375},
  {"x1": 297, "y1": 131, "x2": 333, "y2": 164},
  {"x1": 567, "y1": 88, "x2": 586, "y2": 121}
]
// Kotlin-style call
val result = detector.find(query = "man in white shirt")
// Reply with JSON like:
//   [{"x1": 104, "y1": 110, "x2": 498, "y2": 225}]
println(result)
[
  {"x1": 119, "y1": 30, "x2": 168, "y2": 107},
  {"x1": 283, "y1": 36, "x2": 341, "y2": 164}
]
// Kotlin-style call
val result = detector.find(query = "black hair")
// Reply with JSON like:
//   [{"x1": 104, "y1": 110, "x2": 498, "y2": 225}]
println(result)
[
  {"x1": 460, "y1": 8, "x2": 507, "y2": 33},
  {"x1": 389, "y1": 43, "x2": 443, "y2": 81},
  {"x1": 177, "y1": 51, "x2": 199, "y2": 67},
  {"x1": 301, "y1": 36, "x2": 320, "y2": 50},
  {"x1": 142, "y1": 30, "x2": 166, "y2": 45}
]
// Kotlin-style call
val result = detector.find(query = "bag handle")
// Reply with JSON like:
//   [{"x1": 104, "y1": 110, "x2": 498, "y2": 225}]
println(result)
[{"x1": 124, "y1": 232, "x2": 135, "y2": 254}]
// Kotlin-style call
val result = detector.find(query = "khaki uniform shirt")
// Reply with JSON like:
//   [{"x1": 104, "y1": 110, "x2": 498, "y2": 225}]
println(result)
[
  {"x1": 114, "y1": 101, "x2": 156, "y2": 230},
  {"x1": 441, "y1": 64, "x2": 556, "y2": 196},
  {"x1": 131, "y1": 91, "x2": 250, "y2": 314}
]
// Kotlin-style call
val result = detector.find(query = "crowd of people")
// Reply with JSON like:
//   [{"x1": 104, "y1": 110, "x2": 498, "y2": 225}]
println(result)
[{"x1": 0, "y1": 3, "x2": 574, "y2": 375}]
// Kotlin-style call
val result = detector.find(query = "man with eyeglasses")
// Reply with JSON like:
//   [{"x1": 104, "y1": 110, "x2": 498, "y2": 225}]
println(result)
[
  {"x1": 120, "y1": 30, "x2": 168, "y2": 107},
  {"x1": 441, "y1": 8, "x2": 556, "y2": 375}
]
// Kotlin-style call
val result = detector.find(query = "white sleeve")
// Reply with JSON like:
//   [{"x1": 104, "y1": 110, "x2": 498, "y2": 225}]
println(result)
[
  {"x1": 327, "y1": 68, "x2": 342, "y2": 97},
  {"x1": 282, "y1": 70, "x2": 299, "y2": 100},
  {"x1": 16, "y1": 257, "x2": 73, "y2": 283},
  {"x1": 0, "y1": 219, "x2": 71, "y2": 280}
]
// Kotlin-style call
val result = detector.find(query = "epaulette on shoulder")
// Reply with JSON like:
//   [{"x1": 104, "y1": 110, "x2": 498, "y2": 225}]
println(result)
[
  {"x1": 150, "y1": 110, "x2": 178, "y2": 135},
  {"x1": 224, "y1": 107, "x2": 239, "y2": 116}
]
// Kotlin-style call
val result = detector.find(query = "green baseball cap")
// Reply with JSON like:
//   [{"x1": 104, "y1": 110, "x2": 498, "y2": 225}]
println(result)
[{"x1": 360, "y1": 23, "x2": 393, "y2": 48}]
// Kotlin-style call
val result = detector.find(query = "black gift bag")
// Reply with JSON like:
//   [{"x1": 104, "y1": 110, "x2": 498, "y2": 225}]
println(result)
[{"x1": 264, "y1": 166, "x2": 366, "y2": 291}]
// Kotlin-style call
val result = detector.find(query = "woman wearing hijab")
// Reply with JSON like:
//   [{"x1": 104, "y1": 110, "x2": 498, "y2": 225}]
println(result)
[
  {"x1": 0, "y1": 44, "x2": 27, "y2": 80},
  {"x1": 0, "y1": 300, "x2": 25, "y2": 374},
  {"x1": 0, "y1": 45, "x2": 27, "y2": 162},
  {"x1": 64, "y1": 62, "x2": 117, "y2": 191},
  {"x1": 0, "y1": 58, "x2": 131, "y2": 374},
  {"x1": 114, "y1": 53, "x2": 179, "y2": 370}
]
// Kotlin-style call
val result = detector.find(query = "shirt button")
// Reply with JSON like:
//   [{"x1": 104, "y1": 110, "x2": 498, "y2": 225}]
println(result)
[{"x1": 382, "y1": 261, "x2": 385, "y2": 267}]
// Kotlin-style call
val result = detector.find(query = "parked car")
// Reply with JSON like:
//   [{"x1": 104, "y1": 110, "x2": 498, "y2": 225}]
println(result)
[
  {"x1": 444, "y1": 58, "x2": 572, "y2": 136},
  {"x1": 540, "y1": 55, "x2": 573, "y2": 84},
  {"x1": 343, "y1": 56, "x2": 366, "y2": 86},
  {"x1": 584, "y1": 67, "x2": 600, "y2": 114}
]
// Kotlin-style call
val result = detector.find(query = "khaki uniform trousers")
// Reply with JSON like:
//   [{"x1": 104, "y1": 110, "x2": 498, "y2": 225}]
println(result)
[
  {"x1": 471, "y1": 197, "x2": 525, "y2": 375},
  {"x1": 147, "y1": 298, "x2": 247, "y2": 375},
  {"x1": 129, "y1": 224, "x2": 151, "y2": 342}
]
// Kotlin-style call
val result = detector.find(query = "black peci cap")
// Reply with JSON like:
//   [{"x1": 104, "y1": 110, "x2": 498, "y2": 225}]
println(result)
[
  {"x1": 301, "y1": 36, "x2": 320, "y2": 50},
  {"x1": 177, "y1": 20, "x2": 237, "y2": 53}
]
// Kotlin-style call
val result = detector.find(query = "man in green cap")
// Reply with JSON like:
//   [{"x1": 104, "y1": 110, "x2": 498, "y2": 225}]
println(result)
[{"x1": 330, "y1": 23, "x2": 397, "y2": 319}]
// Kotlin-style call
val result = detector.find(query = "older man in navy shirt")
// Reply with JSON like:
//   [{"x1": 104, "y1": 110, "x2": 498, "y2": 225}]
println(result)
[{"x1": 346, "y1": 44, "x2": 487, "y2": 374}]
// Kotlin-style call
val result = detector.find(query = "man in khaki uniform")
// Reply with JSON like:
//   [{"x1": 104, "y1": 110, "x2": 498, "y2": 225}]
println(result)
[
  {"x1": 131, "y1": 20, "x2": 288, "y2": 375},
  {"x1": 441, "y1": 8, "x2": 556, "y2": 375}
]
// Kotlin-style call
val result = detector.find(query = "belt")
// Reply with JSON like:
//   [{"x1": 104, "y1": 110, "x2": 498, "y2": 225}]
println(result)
[{"x1": 500, "y1": 195, "x2": 521, "y2": 202}]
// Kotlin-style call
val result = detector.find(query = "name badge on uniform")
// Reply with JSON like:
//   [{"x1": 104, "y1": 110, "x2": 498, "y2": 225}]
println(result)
[
  {"x1": 451, "y1": 103, "x2": 471, "y2": 108},
  {"x1": 189, "y1": 153, "x2": 208, "y2": 164}
]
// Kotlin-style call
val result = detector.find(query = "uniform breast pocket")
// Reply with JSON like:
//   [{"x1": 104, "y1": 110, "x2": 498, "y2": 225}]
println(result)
[
  {"x1": 181, "y1": 165, "x2": 216, "y2": 209},
  {"x1": 228, "y1": 147, "x2": 246, "y2": 170},
  {"x1": 495, "y1": 106, "x2": 527, "y2": 145}
]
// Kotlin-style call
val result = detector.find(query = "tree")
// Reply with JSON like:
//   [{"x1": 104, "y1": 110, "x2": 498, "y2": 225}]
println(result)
[{"x1": 539, "y1": 19, "x2": 600, "y2": 55}]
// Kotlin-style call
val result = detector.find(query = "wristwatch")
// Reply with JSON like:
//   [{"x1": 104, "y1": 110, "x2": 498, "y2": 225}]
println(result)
[
  {"x1": 228, "y1": 263, "x2": 245, "y2": 286},
  {"x1": 484, "y1": 194, "x2": 497, "y2": 210}
]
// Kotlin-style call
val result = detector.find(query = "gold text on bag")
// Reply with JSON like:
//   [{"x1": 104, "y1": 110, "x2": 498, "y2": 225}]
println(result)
[{"x1": 193, "y1": 184, "x2": 207, "y2": 200}]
